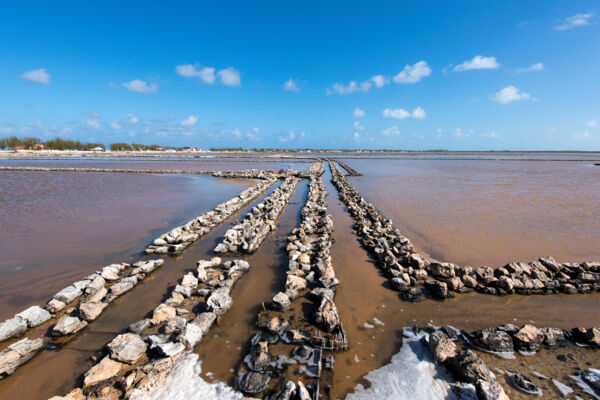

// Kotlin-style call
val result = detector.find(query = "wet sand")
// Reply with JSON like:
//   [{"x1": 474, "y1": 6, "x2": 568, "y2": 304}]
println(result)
[
  {"x1": 0, "y1": 170, "x2": 253, "y2": 320},
  {"x1": 344, "y1": 158, "x2": 600, "y2": 267}
]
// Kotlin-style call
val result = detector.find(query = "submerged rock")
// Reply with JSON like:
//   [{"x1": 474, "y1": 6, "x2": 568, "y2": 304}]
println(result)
[
  {"x1": 510, "y1": 373, "x2": 542, "y2": 395},
  {"x1": 237, "y1": 371, "x2": 270, "y2": 394},
  {"x1": 0, "y1": 338, "x2": 44, "y2": 376},
  {"x1": 78, "y1": 301, "x2": 108, "y2": 322}
]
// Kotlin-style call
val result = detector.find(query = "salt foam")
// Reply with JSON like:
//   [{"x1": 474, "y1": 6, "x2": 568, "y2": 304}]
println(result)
[
  {"x1": 346, "y1": 328, "x2": 459, "y2": 400},
  {"x1": 150, "y1": 354, "x2": 243, "y2": 400}
]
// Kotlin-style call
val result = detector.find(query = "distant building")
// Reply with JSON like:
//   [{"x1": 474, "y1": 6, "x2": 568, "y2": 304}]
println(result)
[
  {"x1": 33, "y1": 143, "x2": 47, "y2": 150},
  {"x1": 92, "y1": 146, "x2": 105, "y2": 151},
  {"x1": 150, "y1": 145, "x2": 163, "y2": 151},
  {"x1": 14, "y1": 146, "x2": 27, "y2": 150}
]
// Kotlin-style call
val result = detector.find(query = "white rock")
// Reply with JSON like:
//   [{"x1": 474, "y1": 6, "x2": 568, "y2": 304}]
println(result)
[
  {"x1": 0, "y1": 318, "x2": 27, "y2": 342},
  {"x1": 53, "y1": 285, "x2": 83, "y2": 304},
  {"x1": 45, "y1": 298, "x2": 66, "y2": 313},
  {"x1": 107, "y1": 333, "x2": 147, "y2": 364},
  {"x1": 53, "y1": 316, "x2": 88, "y2": 336},
  {"x1": 15, "y1": 306, "x2": 51, "y2": 328}
]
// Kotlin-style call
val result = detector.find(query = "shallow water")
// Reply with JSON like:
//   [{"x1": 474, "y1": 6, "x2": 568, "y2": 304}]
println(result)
[
  {"x1": 344, "y1": 158, "x2": 600, "y2": 267},
  {"x1": 0, "y1": 170, "x2": 253, "y2": 320}
]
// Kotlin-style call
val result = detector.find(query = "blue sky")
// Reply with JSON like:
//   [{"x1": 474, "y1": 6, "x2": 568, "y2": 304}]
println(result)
[{"x1": 1, "y1": 1, "x2": 599, "y2": 150}]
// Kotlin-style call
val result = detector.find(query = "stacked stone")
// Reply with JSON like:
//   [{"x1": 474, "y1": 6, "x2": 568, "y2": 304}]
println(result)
[
  {"x1": 424, "y1": 324, "x2": 600, "y2": 399},
  {"x1": 0, "y1": 166, "x2": 302, "y2": 179},
  {"x1": 214, "y1": 177, "x2": 300, "y2": 254},
  {"x1": 0, "y1": 260, "x2": 164, "y2": 379},
  {"x1": 329, "y1": 161, "x2": 600, "y2": 301},
  {"x1": 49, "y1": 258, "x2": 250, "y2": 400},
  {"x1": 333, "y1": 159, "x2": 361, "y2": 176},
  {"x1": 146, "y1": 177, "x2": 276, "y2": 255},
  {"x1": 234, "y1": 164, "x2": 346, "y2": 399}
]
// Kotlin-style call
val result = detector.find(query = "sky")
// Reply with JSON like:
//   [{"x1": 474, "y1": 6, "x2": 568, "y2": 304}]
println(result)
[{"x1": 1, "y1": 1, "x2": 599, "y2": 150}]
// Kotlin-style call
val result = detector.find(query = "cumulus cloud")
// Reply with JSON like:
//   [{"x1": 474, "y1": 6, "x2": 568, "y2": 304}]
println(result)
[
  {"x1": 515, "y1": 62, "x2": 544, "y2": 73},
  {"x1": 453, "y1": 56, "x2": 500, "y2": 72},
  {"x1": 554, "y1": 13, "x2": 594, "y2": 31},
  {"x1": 572, "y1": 131, "x2": 591, "y2": 140},
  {"x1": 85, "y1": 119, "x2": 101, "y2": 130},
  {"x1": 381, "y1": 126, "x2": 401, "y2": 136},
  {"x1": 180, "y1": 115, "x2": 199, "y2": 127},
  {"x1": 393, "y1": 61, "x2": 432, "y2": 83},
  {"x1": 382, "y1": 108, "x2": 411, "y2": 120},
  {"x1": 217, "y1": 67, "x2": 241, "y2": 87},
  {"x1": 278, "y1": 130, "x2": 305, "y2": 143},
  {"x1": 453, "y1": 128, "x2": 474, "y2": 138},
  {"x1": 382, "y1": 107, "x2": 426, "y2": 120},
  {"x1": 126, "y1": 113, "x2": 139, "y2": 124},
  {"x1": 586, "y1": 119, "x2": 599, "y2": 128},
  {"x1": 491, "y1": 85, "x2": 533, "y2": 104},
  {"x1": 327, "y1": 61, "x2": 431, "y2": 94},
  {"x1": 284, "y1": 78, "x2": 300, "y2": 92},
  {"x1": 175, "y1": 64, "x2": 216, "y2": 84},
  {"x1": 109, "y1": 121, "x2": 122, "y2": 130},
  {"x1": 20, "y1": 68, "x2": 51, "y2": 85},
  {"x1": 353, "y1": 121, "x2": 365, "y2": 131},
  {"x1": 122, "y1": 79, "x2": 158, "y2": 93},
  {"x1": 327, "y1": 80, "x2": 372, "y2": 95},
  {"x1": 412, "y1": 107, "x2": 427, "y2": 119},
  {"x1": 353, "y1": 107, "x2": 365, "y2": 118},
  {"x1": 370, "y1": 74, "x2": 389, "y2": 88}
]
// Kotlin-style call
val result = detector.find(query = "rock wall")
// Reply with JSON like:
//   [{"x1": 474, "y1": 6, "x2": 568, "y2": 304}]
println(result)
[
  {"x1": 214, "y1": 177, "x2": 300, "y2": 254},
  {"x1": 48, "y1": 258, "x2": 250, "y2": 400},
  {"x1": 328, "y1": 161, "x2": 600, "y2": 301}
]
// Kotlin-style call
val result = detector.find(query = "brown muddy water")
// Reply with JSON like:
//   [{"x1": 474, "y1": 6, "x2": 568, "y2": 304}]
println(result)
[
  {"x1": 0, "y1": 156, "x2": 598, "y2": 400},
  {"x1": 0, "y1": 170, "x2": 254, "y2": 320},
  {"x1": 0, "y1": 178, "x2": 284, "y2": 400},
  {"x1": 343, "y1": 157, "x2": 600, "y2": 267}
]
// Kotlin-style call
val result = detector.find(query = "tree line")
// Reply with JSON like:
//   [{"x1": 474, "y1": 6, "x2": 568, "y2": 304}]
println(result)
[{"x1": 0, "y1": 136, "x2": 105, "y2": 150}]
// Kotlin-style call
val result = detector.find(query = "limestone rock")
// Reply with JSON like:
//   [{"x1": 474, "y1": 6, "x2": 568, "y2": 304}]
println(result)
[
  {"x1": 315, "y1": 295, "x2": 341, "y2": 332},
  {"x1": 0, "y1": 317, "x2": 27, "y2": 342},
  {"x1": 45, "y1": 298, "x2": 67, "y2": 313},
  {"x1": 472, "y1": 328, "x2": 514, "y2": 353},
  {"x1": 54, "y1": 285, "x2": 83, "y2": 304},
  {"x1": 83, "y1": 355, "x2": 125, "y2": 387},
  {"x1": 425, "y1": 280, "x2": 448, "y2": 299},
  {"x1": 448, "y1": 350, "x2": 492, "y2": 383},
  {"x1": 15, "y1": 306, "x2": 52, "y2": 328},
  {"x1": 190, "y1": 312, "x2": 216, "y2": 335},
  {"x1": 514, "y1": 324, "x2": 541, "y2": 352},
  {"x1": 206, "y1": 289, "x2": 233, "y2": 316},
  {"x1": 79, "y1": 302, "x2": 108, "y2": 322},
  {"x1": 151, "y1": 304, "x2": 176, "y2": 325},
  {"x1": 107, "y1": 333, "x2": 147, "y2": 364},
  {"x1": 237, "y1": 371, "x2": 270, "y2": 394},
  {"x1": 428, "y1": 331, "x2": 457, "y2": 363},
  {"x1": 52, "y1": 316, "x2": 88, "y2": 336},
  {"x1": 272, "y1": 292, "x2": 291, "y2": 310}
]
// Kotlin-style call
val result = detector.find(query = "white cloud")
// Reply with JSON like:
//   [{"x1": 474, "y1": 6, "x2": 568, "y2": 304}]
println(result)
[
  {"x1": 381, "y1": 126, "x2": 401, "y2": 136},
  {"x1": 554, "y1": 13, "x2": 594, "y2": 31},
  {"x1": 382, "y1": 108, "x2": 410, "y2": 120},
  {"x1": 491, "y1": 85, "x2": 532, "y2": 104},
  {"x1": 515, "y1": 63, "x2": 544, "y2": 73},
  {"x1": 412, "y1": 107, "x2": 427, "y2": 119},
  {"x1": 453, "y1": 128, "x2": 474, "y2": 138},
  {"x1": 217, "y1": 67, "x2": 241, "y2": 87},
  {"x1": 572, "y1": 131, "x2": 591, "y2": 140},
  {"x1": 586, "y1": 119, "x2": 599, "y2": 128},
  {"x1": 278, "y1": 130, "x2": 305, "y2": 143},
  {"x1": 122, "y1": 79, "x2": 158, "y2": 93},
  {"x1": 370, "y1": 74, "x2": 389, "y2": 88},
  {"x1": 20, "y1": 68, "x2": 51, "y2": 85},
  {"x1": 126, "y1": 113, "x2": 139, "y2": 125},
  {"x1": 109, "y1": 121, "x2": 122, "y2": 130},
  {"x1": 353, "y1": 107, "x2": 365, "y2": 118},
  {"x1": 175, "y1": 64, "x2": 216, "y2": 84},
  {"x1": 326, "y1": 80, "x2": 372, "y2": 95},
  {"x1": 0, "y1": 126, "x2": 15, "y2": 135},
  {"x1": 453, "y1": 56, "x2": 500, "y2": 72},
  {"x1": 392, "y1": 61, "x2": 432, "y2": 83},
  {"x1": 353, "y1": 121, "x2": 365, "y2": 131},
  {"x1": 86, "y1": 119, "x2": 101, "y2": 130},
  {"x1": 284, "y1": 78, "x2": 300, "y2": 92},
  {"x1": 180, "y1": 115, "x2": 199, "y2": 127}
]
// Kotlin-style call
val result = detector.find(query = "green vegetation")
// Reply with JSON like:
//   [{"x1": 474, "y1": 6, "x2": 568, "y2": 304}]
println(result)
[{"x1": 0, "y1": 136, "x2": 104, "y2": 150}]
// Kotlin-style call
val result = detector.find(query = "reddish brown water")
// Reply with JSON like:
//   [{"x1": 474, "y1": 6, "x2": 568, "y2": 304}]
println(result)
[
  {"x1": 0, "y1": 178, "x2": 283, "y2": 400},
  {"x1": 0, "y1": 170, "x2": 253, "y2": 320},
  {"x1": 344, "y1": 158, "x2": 600, "y2": 267}
]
